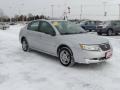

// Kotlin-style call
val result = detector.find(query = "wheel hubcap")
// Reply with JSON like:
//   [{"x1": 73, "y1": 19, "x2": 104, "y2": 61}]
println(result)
[
  {"x1": 60, "y1": 50, "x2": 70, "y2": 65},
  {"x1": 108, "y1": 30, "x2": 112, "y2": 35},
  {"x1": 22, "y1": 41, "x2": 27, "y2": 50}
]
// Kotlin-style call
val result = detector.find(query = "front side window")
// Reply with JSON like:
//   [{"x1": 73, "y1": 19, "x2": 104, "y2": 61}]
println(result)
[
  {"x1": 27, "y1": 21, "x2": 39, "y2": 31},
  {"x1": 39, "y1": 21, "x2": 55, "y2": 35},
  {"x1": 52, "y1": 21, "x2": 86, "y2": 35}
]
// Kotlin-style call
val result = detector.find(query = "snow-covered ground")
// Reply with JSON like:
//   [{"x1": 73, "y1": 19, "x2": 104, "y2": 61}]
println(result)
[{"x1": 0, "y1": 25, "x2": 120, "y2": 90}]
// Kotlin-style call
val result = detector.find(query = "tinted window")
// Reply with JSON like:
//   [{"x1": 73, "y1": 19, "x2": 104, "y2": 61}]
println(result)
[
  {"x1": 28, "y1": 21, "x2": 39, "y2": 31},
  {"x1": 39, "y1": 21, "x2": 55, "y2": 35},
  {"x1": 113, "y1": 21, "x2": 120, "y2": 26}
]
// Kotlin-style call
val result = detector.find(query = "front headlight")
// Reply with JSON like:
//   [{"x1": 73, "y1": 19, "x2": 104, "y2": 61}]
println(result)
[{"x1": 80, "y1": 44, "x2": 100, "y2": 51}]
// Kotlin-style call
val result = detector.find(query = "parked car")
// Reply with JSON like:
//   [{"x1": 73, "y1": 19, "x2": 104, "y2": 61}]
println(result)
[
  {"x1": 9, "y1": 22, "x2": 16, "y2": 25},
  {"x1": 97, "y1": 20, "x2": 120, "y2": 36},
  {"x1": 80, "y1": 20, "x2": 102, "y2": 32},
  {"x1": 19, "y1": 20, "x2": 112, "y2": 66},
  {"x1": 0, "y1": 23, "x2": 9, "y2": 30}
]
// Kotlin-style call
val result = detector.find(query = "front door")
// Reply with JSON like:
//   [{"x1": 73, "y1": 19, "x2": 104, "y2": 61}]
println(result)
[{"x1": 38, "y1": 21, "x2": 57, "y2": 55}]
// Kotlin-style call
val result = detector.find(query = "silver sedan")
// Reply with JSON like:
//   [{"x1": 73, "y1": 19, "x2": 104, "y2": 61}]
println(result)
[{"x1": 19, "y1": 20, "x2": 112, "y2": 66}]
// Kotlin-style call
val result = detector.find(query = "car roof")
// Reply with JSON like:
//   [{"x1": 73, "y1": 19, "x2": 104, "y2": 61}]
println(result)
[
  {"x1": 31, "y1": 19, "x2": 67, "y2": 23},
  {"x1": 104, "y1": 20, "x2": 120, "y2": 22}
]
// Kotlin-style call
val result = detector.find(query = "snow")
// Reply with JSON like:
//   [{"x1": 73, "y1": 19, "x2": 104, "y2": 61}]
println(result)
[{"x1": 0, "y1": 25, "x2": 120, "y2": 90}]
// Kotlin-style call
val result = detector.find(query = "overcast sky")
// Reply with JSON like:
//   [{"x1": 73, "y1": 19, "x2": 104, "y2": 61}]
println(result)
[{"x1": 0, "y1": 0, "x2": 120, "y2": 20}]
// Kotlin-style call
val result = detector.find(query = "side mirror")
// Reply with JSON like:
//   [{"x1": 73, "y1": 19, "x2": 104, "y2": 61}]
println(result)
[{"x1": 51, "y1": 31, "x2": 56, "y2": 36}]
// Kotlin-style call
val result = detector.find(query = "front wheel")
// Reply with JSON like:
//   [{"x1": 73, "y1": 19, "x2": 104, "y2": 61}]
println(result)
[
  {"x1": 3, "y1": 27, "x2": 6, "y2": 30},
  {"x1": 59, "y1": 47, "x2": 75, "y2": 67},
  {"x1": 107, "y1": 29, "x2": 113, "y2": 36},
  {"x1": 22, "y1": 39, "x2": 29, "y2": 52}
]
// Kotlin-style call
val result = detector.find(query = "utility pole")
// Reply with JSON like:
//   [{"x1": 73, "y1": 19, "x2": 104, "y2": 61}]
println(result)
[
  {"x1": 103, "y1": 2, "x2": 107, "y2": 17},
  {"x1": 51, "y1": 5, "x2": 54, "y2": 18},
  {"x1": 67, "y1": 6, "x2": 71, "y2": 19},
  {"x1": 119, "y1": 4, "x2": 120, "y2": 19},
  {"x1": 80, "y1": 4, "x2": 83, "y2": 20}
]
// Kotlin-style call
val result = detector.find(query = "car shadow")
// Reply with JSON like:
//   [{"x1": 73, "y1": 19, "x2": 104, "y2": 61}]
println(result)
[
  {"x1": 73, "y1": 61, "x2": 112, "y2": 71},
  {"x1": 22, "y1": 50, "x2": 111, "y2": 70},
  {"x1": 29, "y1": 49, "x2": 59, "y2": 63},
  {"x1": 29, "y1": 49, "x2": 111, "y2": 70}
]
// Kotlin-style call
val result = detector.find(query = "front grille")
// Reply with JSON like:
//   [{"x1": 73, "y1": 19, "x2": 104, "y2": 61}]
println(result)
[
  {"x1": 99, "y1": 43, "x2": 111, "y2": 51},
  {"x1": 90, "y1": 57, "x2": 106, "y2": 60},
  {"x1": 97, "y1": 26, "x2": 103, "y2": 29}
]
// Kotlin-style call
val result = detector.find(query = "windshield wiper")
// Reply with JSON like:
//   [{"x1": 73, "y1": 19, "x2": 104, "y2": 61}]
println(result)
[
  {"x1": 71, "y1": 32, "x2": 87, "y2": 34},
  {"x1": 61, "y1": 33, "x2": 71, "y2": 35},
  {"x1": 61, "y1": 32, "x2": 87, "y2": 35}
]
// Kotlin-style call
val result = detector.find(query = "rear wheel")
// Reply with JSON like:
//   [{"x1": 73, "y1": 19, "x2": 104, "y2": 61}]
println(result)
[
  {"x1": 107, "y1": 29, "x2": 113, "y2": 36},
  {"x1": 58, "y1": 47, "x2": 75, "y2": 67},
  {"x1": 22, "y1": 38, "x2": 29, "y2": 52},
  {"x1": 89, "y1": 29, "x2": 92, "y2": 32},
  {"x1": 97, "y1": 32, "x2": 102, "y2": 35}
]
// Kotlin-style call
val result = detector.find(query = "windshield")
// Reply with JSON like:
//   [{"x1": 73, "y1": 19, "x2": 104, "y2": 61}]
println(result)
[
  {"x1": 100, "y1": 21, "x2": 111, "y2": 25},
  {"x1": 52, "y1": 21, "x2": 87, "y2": 35},
  {"x1": 79, "y1": 21, "x2": 86, "y2": 25}
]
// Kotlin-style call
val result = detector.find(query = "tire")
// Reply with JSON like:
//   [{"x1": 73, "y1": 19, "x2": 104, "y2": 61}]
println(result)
[
  {"x1": 3, "y1": 27, "x2": 5, "y2": 30},
  {"x1": 97, "y1": 32, "x2": 102, "y2": 35},
  {"x1": 115, "y1": 33, "x2": 119, "y2": 35},
  {"x1": 107, "y1": 29, "x2": 113, "y2": 36},
  {"x1": 89, "y1": 30, "x2": 92, "y2": 32},
  {"x1": 22, "y1": 38, "x2": 29, "y2": 52},
  {"x1": 58, "y1": 47, "x2": 75, "y2": 67}
]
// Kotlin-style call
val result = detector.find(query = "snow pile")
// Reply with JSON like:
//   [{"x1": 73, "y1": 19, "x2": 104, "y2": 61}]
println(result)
[{"x1": 0, "y1": 25, "x2": 120, "y2": 90}]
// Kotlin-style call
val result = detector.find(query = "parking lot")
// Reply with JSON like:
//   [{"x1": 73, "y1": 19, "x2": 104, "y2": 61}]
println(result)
[{"x1": 0, "y1": 24, "x2": 120, "y2": 90}]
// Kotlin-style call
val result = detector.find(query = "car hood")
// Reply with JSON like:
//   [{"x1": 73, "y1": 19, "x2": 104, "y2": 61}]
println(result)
[{"x1": 59, "y1": 33, "x2": 109, "y2": 45}]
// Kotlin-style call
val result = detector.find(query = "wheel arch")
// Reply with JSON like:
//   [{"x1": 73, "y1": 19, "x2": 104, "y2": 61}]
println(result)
[
  {"x1": 57, "y1": 44, "x2": 73, "y2": 56},
  {"x1": 107, "y1": 28, "x2": 113, "y2": 32},
  {"x1": 21, "y1": 36, "x2": 26, "y2": 43}
]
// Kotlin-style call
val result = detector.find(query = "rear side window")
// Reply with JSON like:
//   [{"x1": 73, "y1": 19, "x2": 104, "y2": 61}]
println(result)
[
  {"x1": 39, "y1": 21, "x2": 55, "y2": 35},
  {"x1": 27, "y1": 21, "x2": 39, "y2": 31},
  {"x1": 112, "y1": 21, "x2": 120, "y2": 26}
]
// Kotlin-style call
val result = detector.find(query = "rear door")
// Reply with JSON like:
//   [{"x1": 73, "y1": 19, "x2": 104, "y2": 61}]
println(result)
[
  {"x1": 112, "y1": 21, "x2": 120, "y2": 33},
  {"x1": 84, "y1": 21, "x2": 95, "y2": 30},
  {"x1": 26, "y1": 21, "x2": 42, "y2": 49}
]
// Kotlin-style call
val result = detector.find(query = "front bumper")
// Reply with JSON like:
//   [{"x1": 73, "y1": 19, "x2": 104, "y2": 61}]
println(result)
[
  {"x1": 73, "y1": 47, "x2": 112, "y2": 64},
  {"x1": 97, "y1": 28, "x2": 107, "y2": 33},
  {"x1": 85, "y1": 59, "x2": 106, "y2": 64},
  {"x1": 83, "y1": 49, "x2": 112, "y2": 64}
]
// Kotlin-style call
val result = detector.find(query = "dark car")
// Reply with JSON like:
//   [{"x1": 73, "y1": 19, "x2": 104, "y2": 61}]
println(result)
[
  {"x1": 80, "y1": 20, "x2": 102, "y2": 32},
  {"x1": 97, "y1": 20, "x2": 120, "y2": 36},
  {"x1": 9, "y1": 22, "x2": 16, "y2": 25}
]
